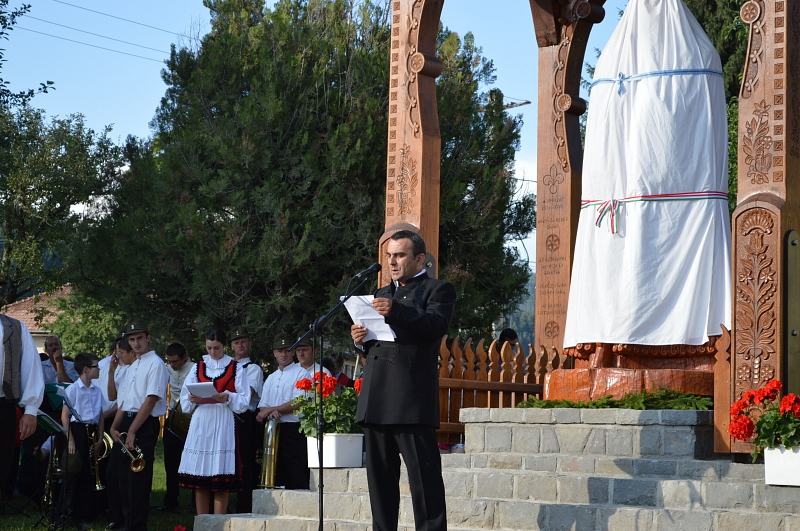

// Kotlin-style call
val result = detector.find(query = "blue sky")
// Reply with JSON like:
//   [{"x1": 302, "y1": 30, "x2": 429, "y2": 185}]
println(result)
[{"x1": 5, "y1": 0, "x2": 628, "y2": 268}]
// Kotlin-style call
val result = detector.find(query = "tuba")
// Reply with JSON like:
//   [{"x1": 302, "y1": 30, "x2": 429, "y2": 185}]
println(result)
[
  {"x1": 89, "y1": 427, "x2": 114, "y2": 490},
  {"x1": 118, "y1": 432, "x2": 146, "y2": 473},
  {"x1": 257, "y1": 419, "x2": 280, "y2": 488}
]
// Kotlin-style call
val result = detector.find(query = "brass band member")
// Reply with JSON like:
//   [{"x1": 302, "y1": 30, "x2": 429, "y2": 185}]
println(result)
[{"x1": 161, "y1": 343, "x2": 194, "y2": 512}]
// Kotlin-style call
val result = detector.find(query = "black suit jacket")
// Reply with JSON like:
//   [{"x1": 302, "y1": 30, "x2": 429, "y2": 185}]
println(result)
[{"x1": 355, "y1": 272, "x2": 456, "y2": 428}]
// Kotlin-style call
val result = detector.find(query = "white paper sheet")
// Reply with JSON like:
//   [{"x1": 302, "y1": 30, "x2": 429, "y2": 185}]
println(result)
[
  {"x1": 186, "y1": 381, "x2": 218, "y2": 398},
  {"x1": 342, "y1": 295, "x2": 396, "y2": 342}
]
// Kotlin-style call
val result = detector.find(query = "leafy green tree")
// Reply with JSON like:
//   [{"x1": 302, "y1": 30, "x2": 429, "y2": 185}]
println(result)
[
  {"x1": 67, "y1": 0, "x2": 533, "y2": 350},
  {"x1": 0, "y1": 0, "x2": 53, "y2": 106}
]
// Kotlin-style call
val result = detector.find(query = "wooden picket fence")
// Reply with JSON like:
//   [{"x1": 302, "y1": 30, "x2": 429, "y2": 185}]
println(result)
[{"x1": 436, "y1": 336, "x2": 566, "y2": 444}]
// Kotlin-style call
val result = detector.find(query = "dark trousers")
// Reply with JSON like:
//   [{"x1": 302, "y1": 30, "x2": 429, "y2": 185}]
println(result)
[
  {"x1": 362, "y1": 423, "x2": 446, "y2": 531},
  {"x1": 0, "y1": 401, "x2": 16, "y2": 494},
  {"x1": 162, "y1": 428, "x2": 184, "y2": 507},
  {"x1": 56, "y1": 422, "x2": 97, "y2": 523},
  {"x1": 106, "y1": 437, "x2": 125, "y2": 526},
  {"x1": 235, "y1": 410, "x2": 259, "y2": 512},
  {"x1": 117, "y1": 414, "x2": 159, "y2": 531},
  {"x1": 275, "y1": 423, "x2": 309, "y2": 490}
]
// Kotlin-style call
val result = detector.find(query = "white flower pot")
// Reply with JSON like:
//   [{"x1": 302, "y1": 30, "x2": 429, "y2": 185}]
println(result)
[
  {"x1": 307, "y1": 433, "x2": 364, "y2": 468},
  {"x1": 764, "y1": 445, "x2": 800, "y2": 486}
]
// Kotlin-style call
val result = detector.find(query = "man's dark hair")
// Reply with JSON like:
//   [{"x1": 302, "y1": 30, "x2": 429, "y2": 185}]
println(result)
[
  {"x1": 205, "y1": 326, "x2": 227, "y2": 346},
  {"x1": 498, "y1": 328, "x2": 518, "y2": 345},
  {"x1": 109, "y1": 340, "x2": 117, "y2": 354},
  {"x1": 74, "y1": 352, "x2": 98, "y2": 375},
  {"x1": 390, "y1": 230, "x2": 426, "y2": 256},
  {"x1": 321, "y1": 356, "x2": 336, "y2": 375},
  {"x1": 118, "y1": 338, "x2": 133, "y2": 353},
  {"x1": 166, "y1": 343, "x2": 187, "y2": 359}
]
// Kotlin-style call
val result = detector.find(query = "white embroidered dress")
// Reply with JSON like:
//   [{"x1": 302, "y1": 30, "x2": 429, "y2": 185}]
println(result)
[{"x1": 178, "y1": 354, "x2": 250, "y2": 490}]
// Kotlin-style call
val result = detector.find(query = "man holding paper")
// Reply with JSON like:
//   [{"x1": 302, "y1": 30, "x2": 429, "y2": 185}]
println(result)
[{"x1": 351, "y1": 230, "x2": 455, "y2": 531}]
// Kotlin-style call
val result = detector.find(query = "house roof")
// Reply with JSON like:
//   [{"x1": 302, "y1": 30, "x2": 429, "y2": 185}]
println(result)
[{"x1": 3, "y1": 284, "x2": 71, "y2": 333}]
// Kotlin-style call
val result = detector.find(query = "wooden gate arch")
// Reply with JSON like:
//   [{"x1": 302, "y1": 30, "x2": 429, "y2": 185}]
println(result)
[{"x1": 378, "y1": 0, "x2": 606, "y2": 364}]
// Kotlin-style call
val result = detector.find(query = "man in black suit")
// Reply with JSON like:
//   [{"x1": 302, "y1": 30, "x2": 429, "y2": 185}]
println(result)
[{"x1": 351, "y1": 230, "x2": 455, "y2": 531}]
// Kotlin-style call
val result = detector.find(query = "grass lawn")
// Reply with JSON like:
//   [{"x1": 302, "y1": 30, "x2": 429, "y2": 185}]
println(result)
[{"x1": 0, "y1": 439, "x2": 240, "y2": 531}]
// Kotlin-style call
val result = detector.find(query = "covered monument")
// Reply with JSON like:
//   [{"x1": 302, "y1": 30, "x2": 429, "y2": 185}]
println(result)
[{"x1": 546, "y1": 0, "x2": 732, "y2": 400}]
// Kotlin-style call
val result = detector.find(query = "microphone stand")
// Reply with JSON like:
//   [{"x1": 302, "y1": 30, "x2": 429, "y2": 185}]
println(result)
[{"x1": 290, "y1": 275, "x2": 373, "y2": 531}]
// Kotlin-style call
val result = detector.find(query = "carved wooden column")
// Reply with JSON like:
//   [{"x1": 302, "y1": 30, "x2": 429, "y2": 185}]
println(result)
[
  {"x1": 379, "y1": 0, "x2": 444, "y2": 285},
  {"x1": 531, "y1": 1, "x2": 604, "y2": 359},
  {"x1": 724, "y1": 0, "x2": 800, "y2": 454}
]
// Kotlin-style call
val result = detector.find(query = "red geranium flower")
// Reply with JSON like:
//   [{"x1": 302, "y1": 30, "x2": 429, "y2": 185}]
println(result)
[
  {"x1": 296, "y1": 378, "x2": 312, "y2": 391},
  {"x1": 780, "y1": 393, "x2": 800, "y2": 415},
  {"x1": 728, "y1": 414, "x2": 754, "y2": 440},
  {"x1": 742, "y1": 389, "x2": 757, "y2": 404},
  {"x1": 354, "y1": 378, "x2": 362, "y2": 394},
  {"x1": 765, "y1": 379, "x2": 782, "y2": 401},
  {"x1": 174, "y1": 526, "x2": 187, "y2": 531},
  {"x1": 730, "y1": 398, "x2": 748, "y2": 417}
]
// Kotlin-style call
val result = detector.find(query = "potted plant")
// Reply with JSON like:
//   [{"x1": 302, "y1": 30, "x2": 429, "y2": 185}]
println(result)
[
  {"x1": 294, "y1": 372, "x2": 364, "y2": 468},
  {"x1": 728, "y1": 378, "x2": 800, "y2": 485}
]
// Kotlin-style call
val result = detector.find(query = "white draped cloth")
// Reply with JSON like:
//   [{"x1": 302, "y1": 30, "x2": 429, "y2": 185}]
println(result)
[
  {"x1": 178, "y1": 355, "x2": 250, "y2": 481},
  {"x1": 563, "y1": 0, "x2": 732, "y2": 347}
]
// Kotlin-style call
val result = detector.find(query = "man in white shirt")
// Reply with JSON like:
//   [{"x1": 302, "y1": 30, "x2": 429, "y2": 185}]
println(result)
[
  {"x1": 0, "y1": 314, "x2": 44, "y2": 490},
  {"x1": 42, "y1": 336, "x2": 79, "y2": 384},
  {"x1": 109, "y1": 320, "x2": 168, "y2": 531},
  {"x1": 161, "y1": 342, "x2": 194, "y2": 512},
  {"x1": 294, "y1": 336, "x2": 331, "y2": 379},
  {"x1": 230, "y1": 326, "x2": 264, "y2": 513},
  {"x1": 256, "y1": 333, "x2": 308, "y2": 490}
]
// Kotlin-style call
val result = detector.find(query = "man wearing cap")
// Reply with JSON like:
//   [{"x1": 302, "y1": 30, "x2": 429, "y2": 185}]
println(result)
[
  {"x1": 161, "y1": 342, "x2": 194, "y2": 512},
  {"x1": 294, "y1": 336, "x2": 331, "y2": 379},
  {"x1": 255, "y1": 333, "x2": 308, "y2": 490},
  {"x1": 351, "y1": 230, "x2": 455, "y2": 531},
  {"x1": 109, "y1": 320, "x2": 168, "y2": 531},
  {"x1": 230, "y1": 326, "x2": 264, "y2": 512}
]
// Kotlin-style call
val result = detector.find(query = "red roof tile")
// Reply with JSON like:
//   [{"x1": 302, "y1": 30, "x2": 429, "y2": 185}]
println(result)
[{"x1": 3, "y1": 285, "x2": 71, "y2": 332}]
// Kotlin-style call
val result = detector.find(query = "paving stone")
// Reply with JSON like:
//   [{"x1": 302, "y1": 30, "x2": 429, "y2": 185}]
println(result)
[
  {"x1": 637, "y1": 427, "x2": 663, "y2": 456},
  {"x1": 330, "y1": 522, "x2": 369, "y2": 531},
  {"x1": 496, "y1": 500, "x2": 545, "y2": 530},
  {"x1": 485, "y1": 425, "x2": 512, "y2": 452},
  {"x1": 718, "y1": 461, "x2": 764, "y2": 480},
  {"x1": 654, "y1": 509, "x2": 713, "y2": 531},
  {"x1": 714, "y1": 512, "x2": 785, "y2": 531},
  {"x1": 557, "y1": 426, "x2": 593, "y2": 453},
  {"x1": 512, "y1": 426, "x2": 540, "y2": 453},
  {"x1": 606, "y1": 428, "x2": 634, "y2": 456},
  {"x1": 516, "y1": 474, "x2": 557, "y2": 502},
  {"x1": 475, "y1": 472, "x2": 514, "y2": 499},
  {"x1": 618, "y1": 410, "x2": 660, "y2": 425},
  {"x1": 524, "y1": 455, "x2": 559, "y2": 472},
  {"x1": 663, "y1": 428, "x2": 698, "y2": 458},
  {"x1": 311, "y1": 469, "x2": 348, "y2": 492},
  {"x1": 263, "y1": 517, "x2": 311, "y2": 531},
  {"x1": 786, "y1": 516, "x2": 800, "y2": 531},
  {"x1": 445, "y1": 499, "x2": 496, "y2": 529},
  {"x1": 399, "y1": 468, "x2": 410, "y2": 496},
  {"x1": 552, "y1": 408, "x2": 582, "y2": 424},
  {"x1": 441, "y1": 452, "x2": 470, "y2": 469},
  {"x1": 460, "y1": 408, "x2": 490, "y2": 422},
  {"x1": 490, "y1": 408, "x2": 525, "y2": 423},
  {"x1": 523, "y1": 408, "x2": 553, "y2": 424},
  {"x1": 612, "y1": 478, "x2": 658, "y2": 506},
  {"x1": 488, "y1": 454, "x2": 523, "y2": 470},
  {"x1": 634, "y1": 459, "x2": 677, "y2": 477},
  {"x1": 676, "y1": 460, "x2": 721, "y2": 480},
  {"x1": 656, "y1": 480, "x2": 703, "y2": 510},
  {"x1": 442, "y1": 470, "x2": 474, "y2": 498},
  {"x1": 558, "y1": 475, "x2": 609, "y2": 504},
  {"x1": 703, "y1": 481, "x2": 753, "y2": 509},
  {"x1": 253, "y1": 490, "x2": 281, "y2": 515},
  {"x1": 464, "y1": 424, "x2": 485, "y2": 453},
  {"x1": 547, "y1": 504, "x2": 596, "y2": 531},
  {"x1": 581, "y1": 409, "x2": 618, "y2": 425},
  {"x1": 596, "y1": 457, "x2": 634, "y2": 476},
  {"x1": 559, "y1": 456, "x2": 596, "y2": 473},
  {"x1": 755, "y1": 483, "x2": 800, "y2": 513},
  {"x1": 541, "y1": 427, "x2": 561, "y2": 453},
  {"x1": 281, "y1": 491, "x2": 319, "y2": 519},
  {"x1": 597, "y1": 508, "x2": 654, "y2": 531},
  {"x1": 659, "y1": 410, "x2": 711, "y2": 426},
  {"x1": 585, "y1": 428, "x2": 606, "y2": 454},
  {"x1": 471, "y1": 454, "x2": 489, "y2": 469},
  {"x1": 348, "y1": 468, "x2": 369, "y2": 493}
]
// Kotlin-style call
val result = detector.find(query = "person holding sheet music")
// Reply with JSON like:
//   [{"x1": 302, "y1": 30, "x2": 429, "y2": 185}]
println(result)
[{"x1": 178, "y1": 326, "x2": 250, "y2": 515}]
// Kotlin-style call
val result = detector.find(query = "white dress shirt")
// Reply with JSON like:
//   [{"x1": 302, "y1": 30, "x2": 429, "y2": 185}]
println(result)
[
  {"x1": 167, "y1": 360, "x2": 195, "y2": 410},
  {"x1": 300, "y1": 362, "x2": 331, "y2": 379},
  {"x1": 0, "y1": 320, "x2": 44, "y2": 415},
  {"x1": 257, "y1": 363, "x2": 306, "y2": 423},
  {"x1": 41, "y1": 358, "x2": 80, "y2": 384},
  {"x1": 118, "y1": 350, "x2": 168, "y2": 417},
  {"x1": 63, "y1": 378, "x2": 104, "y2": 424},
  {"x1": 237, "y1": 357, "x2": 264, "y2": 412}
]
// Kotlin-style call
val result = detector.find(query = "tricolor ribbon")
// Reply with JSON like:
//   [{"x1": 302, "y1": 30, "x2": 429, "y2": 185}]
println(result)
[{"x1": 581, "y1": 191, "x2": 728, "y2": 234}]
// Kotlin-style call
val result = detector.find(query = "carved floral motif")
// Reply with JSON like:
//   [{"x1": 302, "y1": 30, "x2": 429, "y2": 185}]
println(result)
[
  {"x1": 543, "y1": 164, "x2": 565, "y2": 194},
  {"x1": 396, "y1": 144, "x2": 418, "y2": 216},
  {"x1": 740, "y1": 0, "x2": 765, "y2": 99},
  {"x1": 546, "y1": 234, "x2": 560, "y2": 253},
  {"x1": 743, "y1": 100, "x2": 773, "y2": 184},
  {"x1": 735, "y1": 209, "x2": 778, "y2": 398},
  {"x1": 545, "y1": 321, "x2": 560, "y2": 339},
  {"x1": 552, "y1": 39, "x2": 571, "y2": 172},
  {"x1": 404, "y1": 0, "x2": 424, "y2": 139}
]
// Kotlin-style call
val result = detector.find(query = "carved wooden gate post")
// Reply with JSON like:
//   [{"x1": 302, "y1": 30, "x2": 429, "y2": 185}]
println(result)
[
  {"x1": 721, "y1": 0, "x2": 800, "y2": 454},
  {"x1": 380, "y1": 1, "x2": 603, "y2": 294}
]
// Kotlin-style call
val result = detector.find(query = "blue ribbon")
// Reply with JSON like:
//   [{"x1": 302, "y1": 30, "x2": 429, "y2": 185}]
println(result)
[{"x1": 590, "y1": 68, "x2": 724, "y2": 95}]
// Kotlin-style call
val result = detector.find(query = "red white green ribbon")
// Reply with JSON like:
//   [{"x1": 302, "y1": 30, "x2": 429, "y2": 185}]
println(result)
[{"x1": 581, "y1": 191, "x2": 728, "y2": 234}]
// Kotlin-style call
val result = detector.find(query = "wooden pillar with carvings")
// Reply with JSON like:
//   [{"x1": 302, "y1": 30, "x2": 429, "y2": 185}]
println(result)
[{"x1": 723, "y1": 0, "x2": 800, "y2": 454}]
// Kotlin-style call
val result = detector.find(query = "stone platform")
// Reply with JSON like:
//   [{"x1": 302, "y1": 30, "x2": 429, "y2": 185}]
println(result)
[{"x1": 194, "y1": 408, "x2": 800, "y2": 531}]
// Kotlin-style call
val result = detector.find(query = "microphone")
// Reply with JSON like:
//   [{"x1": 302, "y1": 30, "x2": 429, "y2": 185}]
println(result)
[{"x1": 353, "y1": 263, "x2": 382, "y2": 279}]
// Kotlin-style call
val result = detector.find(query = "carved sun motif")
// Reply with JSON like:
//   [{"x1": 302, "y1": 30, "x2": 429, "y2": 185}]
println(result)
[
  {"x1": 740, "y1": 1, "x2": 760, "y2": 24},
  {"x1": 546, "y1": 234, "x2": 560, "y2": 253},
  {"x1": 545, "y1": 321, "x2": 560, "y2": 339}
]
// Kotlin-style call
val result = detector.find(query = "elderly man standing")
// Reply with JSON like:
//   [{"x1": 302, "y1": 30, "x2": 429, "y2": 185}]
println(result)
[
  {"x1": 42, "y1": 336, "x2": 79, "y2": 383},
  {"x1": 351, "y1": 230, "x2": 455, "y2": 531}
]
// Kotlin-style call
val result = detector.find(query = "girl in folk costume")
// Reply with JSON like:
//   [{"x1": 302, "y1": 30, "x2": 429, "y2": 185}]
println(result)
[{"x1": 178, "y1": 326, "x2": 251, "y2": 514}]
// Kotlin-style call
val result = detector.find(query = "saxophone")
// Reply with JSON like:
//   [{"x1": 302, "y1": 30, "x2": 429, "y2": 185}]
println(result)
[{"x1": 257, "y1": 419, "x2": 280, "y2": 488}]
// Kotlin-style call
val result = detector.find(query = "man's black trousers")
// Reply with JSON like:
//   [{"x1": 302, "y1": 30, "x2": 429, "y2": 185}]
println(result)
[
  {"x1": 162, "y1": 427, "x2": 184, "y2": 508},
  {"x1": 117, "y1": 414, "x2": 158, "y2": 531},
  {"x1": 362, "y1": 423, "x2": 446, "y2": 531}
]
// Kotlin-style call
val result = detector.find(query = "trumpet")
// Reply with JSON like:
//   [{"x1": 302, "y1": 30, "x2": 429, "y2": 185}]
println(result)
[
  {"x1": 257, "y1": 419, "x2": 280, "y2": 488},
  {"x1": 118, "y1": 432, "x2": 146, "y2": 473},
  {"x1": 89, "y1": 428, "x2": 114, "y2": 490}
]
